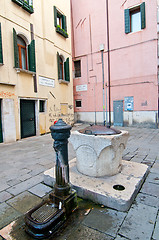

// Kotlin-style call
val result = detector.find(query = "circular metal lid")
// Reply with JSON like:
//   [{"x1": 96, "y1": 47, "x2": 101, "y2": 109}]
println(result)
[
  {"x1": 50, "y1": 119, "x2": 72, "y2": 132},
  {"x1": 78, "y1": 125, "x2": 121, "y2": 135}
]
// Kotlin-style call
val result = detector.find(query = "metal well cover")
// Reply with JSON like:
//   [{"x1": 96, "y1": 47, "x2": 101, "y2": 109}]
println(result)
[{"x1": 78, "y1": 125, "x2": 121, "y2": 135}]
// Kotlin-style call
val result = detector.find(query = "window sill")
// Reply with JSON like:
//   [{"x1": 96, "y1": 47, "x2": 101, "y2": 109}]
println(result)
[
  {"x1": 12, "y1": 0, "x2": 34, "y2": 14},
  {"x1": 59, "y1": 79, "x2": 69, "y2": 84},
  {"x1": 126, "y1": 29, "x2": 144, "y2": 35},
  {"x1": 0, "y1": 63, "x2": 4, "y2": 66},
  {"x1": 56, "y1": 26, "x2": 68, "y2": 38},
  {"x1": 12, "y1": 0, "x2": 23, "y2": 6},
  {"x1": 22, "y1": 2, "x2": 34, "y2": 14},
  {"x1": 0, "y1": 81, "x2": 16, "y2": 86},
  {"x1": 15, "y1": 68, "x2": 36, "y2": 76}
]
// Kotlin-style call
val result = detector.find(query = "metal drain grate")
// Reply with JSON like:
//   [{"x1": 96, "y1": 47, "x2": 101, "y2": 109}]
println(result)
[{"x1": 31, "y1": 203, "x2": 58, "y2": 223}]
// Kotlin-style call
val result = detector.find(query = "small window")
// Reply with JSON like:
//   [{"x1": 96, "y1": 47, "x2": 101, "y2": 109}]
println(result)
[
  {"x1": 125, "y1": 2, "x2": 146, "y2": 34},
  {"x1": 54, "y1": 6, "x2": 68, "y2": 38},
  {"x1": 130, "y1": 8, "x2": 141, "y2": 33},
  {"x1": 57, "y1": 52, "x2": 70, "y2": 82},
  {"x1": 13, "y1": 28, "x2": 36, "y2": 72},
  {"x1": 59, "y1": 56, "x2": 64, "y2": 80},
  {"x1": 39, "y1": 100, "x2": 45, "y2": 112},
  {"x1": 28, "y1": 0, "x2": 33, "y2": 6},
  {"x1": 57, "y1": 12, "x2": 63, "y2": 29},
  {"x1": 12, "y1": 0, "x2": 34, "y2": 14},
  {"x1": 75, "y1": 100, "x2": 82, "y2": 108},
  {"x1": 74, "y1": 60, "x2": 81, "y2": 78},
  {"x1": 17, "y1": 36, "x2": 28, "y2": 70}
]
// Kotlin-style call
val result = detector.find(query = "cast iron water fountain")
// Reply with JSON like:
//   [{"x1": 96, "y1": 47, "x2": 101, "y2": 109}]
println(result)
[{"x1": 25, "y1": 119, "x2": 77, "y2": 239}]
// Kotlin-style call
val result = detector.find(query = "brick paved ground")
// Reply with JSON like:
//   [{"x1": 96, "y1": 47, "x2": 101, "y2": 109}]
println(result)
[{"x1": 0, "y1": 125, "x2": 159, "y2": 239}]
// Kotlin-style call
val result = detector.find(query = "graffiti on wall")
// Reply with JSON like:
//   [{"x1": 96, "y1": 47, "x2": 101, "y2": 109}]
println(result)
[
  {"x1": 0, "y1": 91, "x2": 15, "y2": 98},
  {"x1": 48, "y1": 104, "x2": 74, "y2": 124}
]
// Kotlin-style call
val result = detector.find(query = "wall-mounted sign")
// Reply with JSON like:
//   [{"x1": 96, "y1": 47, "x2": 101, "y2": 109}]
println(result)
[
  {"x1": 76, "y1": 84, "x2": 87, "y2": 92},
  {"x1": 39, "y1": 76, "x2": 55, "y2": 87},
  {"x1": 124, "y1": 96, "x2": 134, "y2": 111}
]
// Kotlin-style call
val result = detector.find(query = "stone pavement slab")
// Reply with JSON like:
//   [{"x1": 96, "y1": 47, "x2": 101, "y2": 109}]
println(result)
[
  {"x1": 7, "y1": 174, "x2": 43, "y2": 196},
  {"x1": 146, "y1": 172, "x2": 159, "y2": 185},
  {"x1": 0, "y1": 218, "x2": 31, "y2": 240},
  {"x1": 28, "y1": 183, "x2": 52, "y2": 197},
  {"x1": 119, "y1": 203, "x2": 158, "y2": 239},
  {"x1": 140, "y1": 182, "x2": 159, "y2": 197},
  {"x1": 152, "y1": 213, "x2": 159, "y2": 240},
  {"x1": 0, "y1": 202, "x2": 21, "y2": 229},
  {"x1": 63, "y1": 225, "x2": 114, "y2": 240},
  {"x1": 82, "y1": 208, "x2": 126, "y2": 238},
  {"x1": 0, "y1": 182, "x2": 10, "y2": 192},
  {"x1": 150, "y1": 162, "x2": 159, "y2": 174},
  {"x1": 135, "y1": 193, "x2": 159, "y2": 208},
  {"x1": 6, "y1": 191, "x2": 42, "y2": 214},
  {"x1": 7, "y1": 179, "x2": 22, "y2": 187},
  {"x1": 0, "y1": 191, "x2": 12, "y2": 203}
]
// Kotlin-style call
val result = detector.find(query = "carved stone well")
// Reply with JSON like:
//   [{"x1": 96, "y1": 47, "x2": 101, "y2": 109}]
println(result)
[{"x1": 70, "y1": 125, "x2": 129, "y2": 177}]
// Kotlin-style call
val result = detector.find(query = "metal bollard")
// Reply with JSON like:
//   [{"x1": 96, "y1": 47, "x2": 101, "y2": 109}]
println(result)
[{"x1": 50, "y1": 119, "x2": 72, "y2": 197}]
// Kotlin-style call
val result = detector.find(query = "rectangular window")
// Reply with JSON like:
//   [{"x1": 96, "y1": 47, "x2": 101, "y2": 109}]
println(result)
[
  {"x1": 39, "y1": 100, "x2": 45, "y2": 113},
  {"x1": 130, "y1": 8, "x2": 141, "y2": 32},
  {"x1": 75, "y1": 100, "x2": 82, "y2": 108},
  {"x1": 12, "y1": 0, "x2": 34, "y2": 14},
  {"x1": 125, "y1": 2, "x2": 146, "y2": 34},
  {"x1": 54, "y1": 6, "x2": 68, "y2": 38},
  {"x1": 74, "y1": 60, "x2": 81, "y2": 78}
]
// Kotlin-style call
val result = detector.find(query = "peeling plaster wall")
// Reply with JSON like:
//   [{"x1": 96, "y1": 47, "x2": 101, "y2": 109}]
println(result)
[{"x1": 2, "y1": 99, "x2": 16, "y2": 142}]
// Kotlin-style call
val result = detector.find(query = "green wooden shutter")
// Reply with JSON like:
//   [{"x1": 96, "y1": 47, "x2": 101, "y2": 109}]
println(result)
[
  {"x1": 124, "y1": 9, "x2": 130, "y2": 34},
  {"x1": 0, "y1": 23, "x2": 3, "y2": 64},
  {"x1": 13, "y1": 28, "x2": 19, "y2": 68},
  {"x1": 64, "y1": 58, "x2": 70, "y2": 82},
  {"x1": 62, "y1": 15, "x2": 67, "y2": 32},
  {"x1": 28, "y1": 39, "x2": 36, "y2": 72},
  {"x1": 54, "y1": 6, "x2": 57, "y2": 27},
  {"x1": 140, "y1": 2, "x2": 146, "y2": 29},
  {"x1": 57, "y1": 52, "x2": 60, "y2": 79}
]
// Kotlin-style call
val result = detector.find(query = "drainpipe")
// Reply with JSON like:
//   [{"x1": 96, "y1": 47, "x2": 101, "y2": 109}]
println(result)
[
  {"x1": 100, "y1": 44, "x2": 105, "y2": 126},
  {"x1": 106, "y1": 0, "x2": 111, "y2": 127}
]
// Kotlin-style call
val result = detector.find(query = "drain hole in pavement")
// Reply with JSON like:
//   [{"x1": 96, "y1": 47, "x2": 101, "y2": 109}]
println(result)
[{"x1": 113, "y1": 184, "x2": 125, "y2": 191}]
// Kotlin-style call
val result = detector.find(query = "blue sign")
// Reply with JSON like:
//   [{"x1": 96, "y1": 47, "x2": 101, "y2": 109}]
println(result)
[{"x1": 124, "y1": 97, "x2": 134, "y2": 111}]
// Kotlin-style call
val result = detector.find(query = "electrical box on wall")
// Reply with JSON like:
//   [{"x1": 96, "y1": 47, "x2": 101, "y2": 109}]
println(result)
[{"x1": 124, "y1": 96, "x2": 134, "y2": 111}]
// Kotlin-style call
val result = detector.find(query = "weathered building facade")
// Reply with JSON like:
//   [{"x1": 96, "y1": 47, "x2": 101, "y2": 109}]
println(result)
[
  {"x1": 71, "y1": 0, "x2": 159, "y2": 128},
  {"x1": 0, "y1": 0, "x2": 74, "y2": 143}
]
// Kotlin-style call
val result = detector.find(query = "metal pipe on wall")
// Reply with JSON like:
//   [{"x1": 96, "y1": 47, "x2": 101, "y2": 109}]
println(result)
[
  {"x1": 101, "y1": 49, "x2": 106, "y2": 126},
  {"x1": 106, "y1": 0, "x2": 111, "y2": 127}
]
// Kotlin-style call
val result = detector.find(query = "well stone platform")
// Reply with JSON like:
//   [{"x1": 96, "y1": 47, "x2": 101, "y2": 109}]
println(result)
[
  {"x1": 44, "y1": 158, "x2": 149, "y2": 212},
  {"x1": 70, "y1": 130, "x2": 129, "y2": 177}
]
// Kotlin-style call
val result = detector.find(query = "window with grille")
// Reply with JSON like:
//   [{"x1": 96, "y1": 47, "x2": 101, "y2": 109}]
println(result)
[{"x1": 74, "y1": 60, "x2": 81, "y2": 78}]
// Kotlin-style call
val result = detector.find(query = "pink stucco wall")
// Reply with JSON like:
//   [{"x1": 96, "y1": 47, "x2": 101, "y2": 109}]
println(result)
[{"x1": 71, "y1": 0, "x2": 158, "y2": 122}]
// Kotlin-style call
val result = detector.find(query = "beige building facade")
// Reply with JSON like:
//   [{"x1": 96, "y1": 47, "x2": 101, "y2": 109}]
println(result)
[{"x1": 0, "y1": 0, "x2": 74, "y2": 143}]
